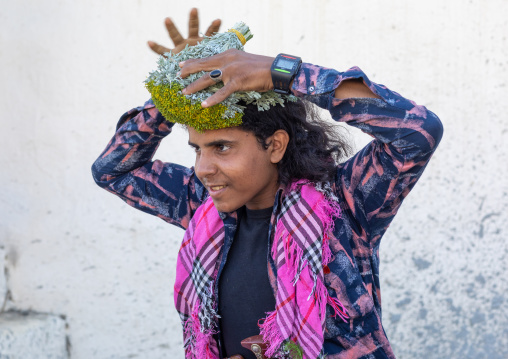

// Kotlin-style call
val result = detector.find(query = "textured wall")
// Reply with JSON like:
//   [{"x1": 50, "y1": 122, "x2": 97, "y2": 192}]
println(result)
[
  {"x1": 0, "y1": 312, "x2": 67, "y2": 359},
  {"x1": 0, "y1": 1, "x2": 507, "y2": 358}
]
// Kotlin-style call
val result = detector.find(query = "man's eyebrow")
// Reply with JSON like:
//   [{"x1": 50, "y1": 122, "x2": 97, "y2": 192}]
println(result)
[{"x1": 187, "y1": 139, "x2": 236, "y2": 148}]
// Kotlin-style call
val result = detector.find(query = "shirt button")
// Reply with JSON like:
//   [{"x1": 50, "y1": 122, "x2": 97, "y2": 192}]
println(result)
[{"x1": 308, "y1": 86, "x2": 315, "y2": 92}]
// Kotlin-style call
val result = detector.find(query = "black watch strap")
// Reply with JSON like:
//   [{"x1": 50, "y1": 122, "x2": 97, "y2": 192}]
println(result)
[{"x1": 271, "y1": 54, "x2": 302, "y2": 95}]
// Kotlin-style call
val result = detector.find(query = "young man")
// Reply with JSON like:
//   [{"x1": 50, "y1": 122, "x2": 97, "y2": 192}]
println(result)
[{"x1": 92, "y1": 9, "x2": 443, "y2": 359}]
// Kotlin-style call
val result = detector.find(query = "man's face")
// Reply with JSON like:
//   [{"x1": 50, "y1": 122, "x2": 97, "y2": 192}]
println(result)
[{"x1": 188, "y1": 126, "x2": 281, "y2": 213}]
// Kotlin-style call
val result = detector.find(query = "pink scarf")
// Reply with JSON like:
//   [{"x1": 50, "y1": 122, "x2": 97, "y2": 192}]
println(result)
[{"x1": 174, "y1": 181, "x2": 348, "y2": 359}]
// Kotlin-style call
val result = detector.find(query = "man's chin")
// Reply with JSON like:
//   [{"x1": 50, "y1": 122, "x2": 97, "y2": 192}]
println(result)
[{"x1": 211, "y1": 199, "x2": 242, "y2": 214}]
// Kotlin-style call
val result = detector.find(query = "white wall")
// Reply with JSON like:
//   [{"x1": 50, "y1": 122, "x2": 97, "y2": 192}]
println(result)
[{"x1": 1, "y1": 0, "x2": 507, "y2": 358}]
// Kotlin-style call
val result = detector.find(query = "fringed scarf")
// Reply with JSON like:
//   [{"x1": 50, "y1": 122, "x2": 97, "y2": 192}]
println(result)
[{"x1": 174, "y1": 181, "x2": 349, "y2": 359}]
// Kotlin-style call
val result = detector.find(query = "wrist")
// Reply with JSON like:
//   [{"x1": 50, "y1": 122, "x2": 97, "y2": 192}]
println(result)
[{"x1": 253, "y1": 54, "x2": 275, "y2": 91}]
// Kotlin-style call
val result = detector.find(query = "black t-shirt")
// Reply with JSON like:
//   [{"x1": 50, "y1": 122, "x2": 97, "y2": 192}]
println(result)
[{"x1": 218, "y1": 206, "x2": 276, "y2": 359}]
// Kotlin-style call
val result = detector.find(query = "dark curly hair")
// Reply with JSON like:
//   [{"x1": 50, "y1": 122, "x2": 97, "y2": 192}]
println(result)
[{"x1": 239, "y1": 99, "x2": 352, "y2": 186}]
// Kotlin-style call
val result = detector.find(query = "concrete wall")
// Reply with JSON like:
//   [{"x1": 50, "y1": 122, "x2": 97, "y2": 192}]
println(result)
[
  {"x1": 1, "y1": 0, "x2": 506, "y2": 358},
  {"x1": 0, "y1": 311, "x2": 68, "y2": 359}
]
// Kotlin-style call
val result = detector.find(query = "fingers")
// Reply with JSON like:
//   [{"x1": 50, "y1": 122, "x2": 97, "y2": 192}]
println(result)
[
  {"x1": 165, "y1": 17, "x2": 184, "y2": 46},
  {"x1": 181, "y1": 71, "x2": 217, "y2": 95},
  {"x1": 180, "y1": 71, "x2": 236, "y2": 108},
  {"x1": 179, "y1": 60, "x2": 220, "y2": 79},
  {"x1": 188, "y1": 8, "x2": 199, "y2": 38},
  {"x1": 147, "y1": 41, "x2": 171, "y2": 55},
  {"x1": 202, "y1": 84, "x2": 236, "y2": 108},
  {"x1": 181, "y1": 74, "x2": 237, "y2": 108},
  {"x1": 204, "y1": 19, "x2": 221, "y2": 37},
  {"x1": 179, "y1": 51, "x2": 233, "y2": 78}
]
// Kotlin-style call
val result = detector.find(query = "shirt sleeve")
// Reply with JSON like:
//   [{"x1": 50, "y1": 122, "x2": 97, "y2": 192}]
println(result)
[
  {"x1": 291, "y1": 64, "x2": 444, "y2": 248},
  {"x1": 91, "y1": 99, "x2": 207, "y2": 230}
]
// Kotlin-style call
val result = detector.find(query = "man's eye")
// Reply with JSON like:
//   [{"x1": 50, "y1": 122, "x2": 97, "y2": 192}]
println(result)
[{"x1": 217, "y1": 144, "x2": 231, "y2": 152}]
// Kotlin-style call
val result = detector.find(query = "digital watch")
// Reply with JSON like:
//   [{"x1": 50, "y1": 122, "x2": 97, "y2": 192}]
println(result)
[{"x1": 270, "y1": 53, "x2": 302, "y2": 94}]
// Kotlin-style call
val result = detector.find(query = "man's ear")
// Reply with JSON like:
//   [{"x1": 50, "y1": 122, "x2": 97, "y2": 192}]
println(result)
[{"x1": 269, "y1": 130, "x2": 289, "y2": 164}]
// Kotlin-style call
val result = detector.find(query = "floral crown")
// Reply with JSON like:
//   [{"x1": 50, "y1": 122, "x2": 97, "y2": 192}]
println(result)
[{"x1": 145, "y1": 22, "x2": 297, "y2": 132}]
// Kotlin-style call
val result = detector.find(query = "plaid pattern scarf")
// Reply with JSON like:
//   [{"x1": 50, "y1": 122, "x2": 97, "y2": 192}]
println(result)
[{"x1": 174, "y1": 181, "x2": 348, "y2": 359}]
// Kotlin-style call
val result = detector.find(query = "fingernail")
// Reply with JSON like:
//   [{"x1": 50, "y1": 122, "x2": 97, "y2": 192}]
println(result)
[
  {"x1": 201, "y1": 101, "x2": 208, "y2": 107},
  {"x1": 176, "y1": 71, "x2": 181, "y2": 77},
  {"x1": 147, "y1": 41, "x2": 154, "y2": 47},
  {"x1": 179, "y1": 61, "x2": 186, "y2": 67},
  {"x1": 182, "y1": 88, "x2": 187, "y2": 95}
]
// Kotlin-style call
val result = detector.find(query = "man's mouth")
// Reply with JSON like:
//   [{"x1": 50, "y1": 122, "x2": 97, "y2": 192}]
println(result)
[
  {"x1": 210, "y1": 185, "x2": 226, "y2": 191},
  {"x1": 207, "y1": 184, "x2": 227, "y2": 193}
]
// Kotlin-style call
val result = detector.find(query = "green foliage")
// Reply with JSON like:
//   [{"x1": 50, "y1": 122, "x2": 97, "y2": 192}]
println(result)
[
  {"x1": 145, "y1": 22, "x2": 297, "y2": 131},
  {"x1": 283, "y1": 340, "x2": 303, "y2": 359}
]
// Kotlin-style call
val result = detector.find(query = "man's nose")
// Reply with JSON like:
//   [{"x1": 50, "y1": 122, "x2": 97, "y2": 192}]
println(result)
[{"x1": 195, "y1": 152, "x2": 217, "y2": 180}]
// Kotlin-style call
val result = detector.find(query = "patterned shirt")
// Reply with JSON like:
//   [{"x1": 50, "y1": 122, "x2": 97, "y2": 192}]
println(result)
[{"x1": 92, "y1": 63, "x2": 443, "y2": 358}]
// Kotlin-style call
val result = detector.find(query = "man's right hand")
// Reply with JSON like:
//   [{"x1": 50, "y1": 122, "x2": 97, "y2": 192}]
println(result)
[
  {"x1": 147, "y1": 8, "x2": 221, "y2": 56},
  {"x1": 179, "y1": 49, "x2": 275, "y2": 108}
]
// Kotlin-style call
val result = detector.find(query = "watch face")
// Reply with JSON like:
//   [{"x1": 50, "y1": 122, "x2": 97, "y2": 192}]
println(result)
[{"x1": 275, "y1": 58, "x2": 295, "y2": 70}]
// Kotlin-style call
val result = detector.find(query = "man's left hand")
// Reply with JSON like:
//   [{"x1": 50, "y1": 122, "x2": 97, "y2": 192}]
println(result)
[{"x1": 147, "y1": 8, "x2": 221, "y2": 56}]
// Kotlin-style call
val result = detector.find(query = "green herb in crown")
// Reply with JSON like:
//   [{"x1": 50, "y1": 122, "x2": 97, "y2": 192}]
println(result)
[{"x1": 145, "y1": 22, "x2": 297, "y2": 132}]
